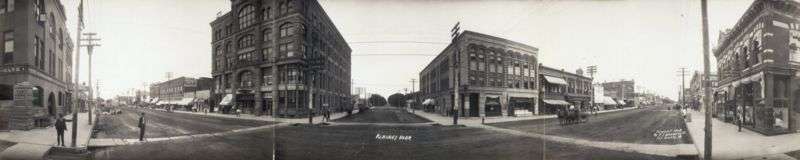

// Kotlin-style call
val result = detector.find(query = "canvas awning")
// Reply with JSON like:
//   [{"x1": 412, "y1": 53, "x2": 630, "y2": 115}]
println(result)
[
  {"x1": 616, "y1": 100, "x2": 627, "y2": 105},
  {"x1": 175, "y1": 98, "x2": 195, "y2": 106},
  {"x1": 218, "y1": 94, "x2": 233, "y2": 106},
  {"x1": 543, "y1": 76, "x2": 568, "y2": 85},
  {"x1": 543, "y1": 99, "x2": 570, "y2": 105},
  {"x1": 422, "y1": 99, "x2": 435, "y2": 105}
]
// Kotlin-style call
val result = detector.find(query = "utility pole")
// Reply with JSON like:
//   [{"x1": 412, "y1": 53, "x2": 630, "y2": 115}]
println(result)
[
  {"x1": 587, "y1": 65, "x2": 597, "y2": 109},
  {"x1": 70, "y1": 0, "x2": 85, "y2": 148},
  {"x1": 81, "y1": 32, "x2": 100, "y2": 125},
  {"x1": 701, "y1": 0, "x2": 713, "y2": 159},
  {"x1": 410, "y1": 78, "x2": 416, "y2": 112},
  {"x1": 450, "y1": 22, "x2": 461, "y2": 126},
  {"x1": 678, "y1": 67, "x2": 687, "y2": 108}
]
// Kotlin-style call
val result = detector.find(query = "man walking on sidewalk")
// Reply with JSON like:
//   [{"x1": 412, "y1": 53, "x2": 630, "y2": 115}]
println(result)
[
  {"x1": 54, "y1": 114, "x2": 67, "y2": 146},
  {"x1": 138, "y1": 113, "x2": 146, "y2": 141}
]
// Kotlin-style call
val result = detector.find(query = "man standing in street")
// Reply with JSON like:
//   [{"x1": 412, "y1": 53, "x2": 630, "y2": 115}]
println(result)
[
  {"x1": 138, "y1": 112, "x2": 146, "y2": 141},
  {"x1": 54, "y1": 114, "x2": 67, "y2": 146}
]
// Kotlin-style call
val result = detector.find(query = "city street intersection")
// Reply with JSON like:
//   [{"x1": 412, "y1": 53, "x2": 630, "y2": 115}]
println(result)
[{"x1": 86, "y1": 106, "x2": 688, "y2": 160}]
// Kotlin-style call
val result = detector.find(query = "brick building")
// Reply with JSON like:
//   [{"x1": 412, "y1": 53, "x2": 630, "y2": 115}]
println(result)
[
  {"x1": 713, "y1": 0, "x2": 800, "y2": 135},
  {"x1": 0, "y1": 0, "x2": 74, "y2": 130},
  {"x1": 420, "y1": 30, "x2": 539, "y2": 117},
  {"x1": 688, "y1": 71, "x2": 717, "y2": 112},
  {"x1": 210, "y1": 0, "x2": 351, "y2": 117},
  {"x1": 602, "y1": 80, "x2": 635, "y2": 104},
  {"x1": 538, "y1": 65, "x2": 593, "y2": 114}
]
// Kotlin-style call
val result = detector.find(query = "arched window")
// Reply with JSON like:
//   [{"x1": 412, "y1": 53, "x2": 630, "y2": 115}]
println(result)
[
  {"x1": 239, "y1": 71, "x2": 253, "y2": 87},
  {"x1": 279, "y1": 23, "x2": 296, "y2": 38},
  {"x1": 32, "y1": 86, "x2": 43, "y2": 107},
  {"x1": 238, "y1": 35, "x2": 254, "y2": 48},
  {"x1": 215, "y1": 45, "x2": 223, "y2": 55},
  {"x1": 238, "y1": 5, "x2": 255, "y2": 29}
]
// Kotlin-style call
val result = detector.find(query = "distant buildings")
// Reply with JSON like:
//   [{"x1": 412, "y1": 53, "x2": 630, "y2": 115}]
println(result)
[
  {"x1": 712, "y1": 0, "x2": 800, "y2": 135},
  {"x1": 0, "y1": 0, "x2": 74, "y2": 130},
  {"x1": 148, "y1": 77, "x2": 213, "y2": 110},
  {"x1": 688, "y1": 71, "x2": 717, "y2": 112},
  {"x1": 602, "y1": 80, "x2": 635, "y2": 103},
  {"x1": 419, "y1": 30, "x2": 540, "y2": 117},
  {"x1": 210, "y1": 0, "x2": 351, "y2": 117}
]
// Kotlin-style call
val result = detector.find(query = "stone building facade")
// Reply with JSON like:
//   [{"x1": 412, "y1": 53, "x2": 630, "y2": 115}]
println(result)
[
  {"x1": 538, "y1": 65, "x2": 593, "y2": 114},
  {"x1": 420, "y1": 30, "x2": 539, "y2": 117},
  {"x1": 602, "y1": 80, "x2": 635, "y2": 103},
  {"x1": 0, "y1": 0, "x2": 74, "y2": 130},
  {"x1": 210, "y1": 0, "x2": 351, "y2": 117},
  {"x1": 713, "y1": 0, "x2": 800, "y2": 135}
]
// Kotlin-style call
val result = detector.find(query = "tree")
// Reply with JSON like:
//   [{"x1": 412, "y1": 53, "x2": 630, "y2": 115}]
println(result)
[
  {"x1": 387, "y1": 93, "x2": 406, "y2": 107},
  {"x1": 368, "y1": 94, "x2": 387, "y2": 106}
]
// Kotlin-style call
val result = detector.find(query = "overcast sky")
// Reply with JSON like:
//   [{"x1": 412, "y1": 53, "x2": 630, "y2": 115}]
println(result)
[{"x1": 59, "y1": 0, "x2": 753, "y2": 100}]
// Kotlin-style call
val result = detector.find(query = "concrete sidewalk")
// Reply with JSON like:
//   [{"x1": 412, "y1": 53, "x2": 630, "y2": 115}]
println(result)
[
  {"x1": 150, "y1": 107, "x2": 356, "y2": 124},
  {"x1": 685, "y1": 110, "x2": 800, "y2": 160},
  {"x1": 88, "y1": 123, "x2": 289, "y2": 148},
  {"x1": 0, "y1": 113, "x2": 93, "y2": 147}
]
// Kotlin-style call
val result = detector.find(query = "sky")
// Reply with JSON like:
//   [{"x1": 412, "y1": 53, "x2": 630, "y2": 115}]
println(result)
[{"x1": 58, "y1": 0, "x2": 753, "y2": 100}]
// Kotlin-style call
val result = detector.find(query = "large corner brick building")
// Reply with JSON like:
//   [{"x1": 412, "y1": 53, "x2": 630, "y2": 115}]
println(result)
[
  {"x1": 0, "y1": 0, "x2": 74, "y2": 130},
  {"x1": 713, "y1": 0, "x2": 800, "y2": 135},
  {"x1": 210, "y1": 0, "x2": 351, "y2": 117},
  {"x1": 420, "y1": 30, "x2": 539, "y2": 117}
]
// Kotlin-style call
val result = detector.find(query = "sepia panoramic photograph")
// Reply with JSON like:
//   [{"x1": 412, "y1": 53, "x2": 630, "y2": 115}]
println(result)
[{"x1": 0, "y1": 0, "x2": 800, "y2": 159}]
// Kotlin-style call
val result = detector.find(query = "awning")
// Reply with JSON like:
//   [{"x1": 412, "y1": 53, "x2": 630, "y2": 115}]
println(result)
[
  {"x1": 543, "y1": 99, "x2": 570, "y2": 105},
  {"x1": 175, "y1": 98, "x2": 195, "y2": 106},
  {"x1": 422, "y1": 99, "x2": 435, "y2": 105},
  {"x1": 616, "y1": 100, "x2": 627, "y2": 105},
  {"x1": 219, "y1": 94, "x2": 233, "y2": 106},
  {"x1": 543, "y1": 76, "x2": 568, "y2": 85}
]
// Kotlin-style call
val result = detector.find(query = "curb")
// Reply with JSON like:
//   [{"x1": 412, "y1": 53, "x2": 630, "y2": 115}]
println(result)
[{"x1": 88, "y1": 123, "x2": 289, "y2": 148}]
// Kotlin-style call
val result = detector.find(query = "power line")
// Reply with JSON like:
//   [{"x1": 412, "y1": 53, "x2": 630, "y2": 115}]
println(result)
[
  {"x1": 352, "y1": 53, "x2": 437, "y2": 57},
  {"x1": 348, "y1": 41, "x2": 448, "y2": 45}
]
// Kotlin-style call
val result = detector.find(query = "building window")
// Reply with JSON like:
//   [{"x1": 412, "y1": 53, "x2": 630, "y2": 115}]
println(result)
[
  {"x1": 0, "y1": 0, "x2": 14, "y2": 14},
  {"x1": 262, "y1": 47, "x2": 273, "y2": 61},
  {"x1": 470, "y1": 61, "x2": 477, "y2": 70},
  {"x1": 262, "y1": 68, "x2": 273, "y2": 86},
  {"x1": 225, "y1": 42, "x2": 233, "y2": 53},
  {"x1": 239, "y1": 71, "x2": 253, "y2": 87},
  {"x1": 263, "y1": 7, "x2": 271, "y2": 20},
  {"x1": 279, "y1": 42, "x2": 295, "y2": 58},
  {"x1": 263, "y1": 28, "x2": 272, "y2": 42},
  {"x1": 2, "y1": 31, "x2": 12, "y2": 64},
  {"x1": 279, "y1": 1, "x2": 289, "y2": 14},
  {"x1": 238, "y1": 5, "x2": 255, "y2": 29},
  {"x1": 279, "y1": 23, "x2": 296, "y2": 38},
  {"x1": 238, "y1": 35, "x2": 254, "y2": 48},
  {"x1": 288, "y1": 68, "x2": 298, "y2": 84}
]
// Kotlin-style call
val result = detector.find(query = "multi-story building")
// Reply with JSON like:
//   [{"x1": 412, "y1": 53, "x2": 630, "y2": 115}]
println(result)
[
  {"x1": 713, "y1": 0, "x2": 800, "y2": 135},
  {"x1": 152, "y1": 77, "x2": 199, "y2": 103},
  {"x1": 210, "y1": 0, "x2": 351, "y2": 117},
  {"x1": 420, "y1": 30, "x2": 539, "y2": 117},
  {"x1": 0, "y1": 0, "x2": 74, "y2": 130},
  {"x1": 538, "y1": 66, "x2": 593, "y2": 114},
  {"x1": 602, "y1": 80, "x2": 635, "y2": 103},
  {"x1": 688, "y1": 71, "x2": 717, "y2": 112}
]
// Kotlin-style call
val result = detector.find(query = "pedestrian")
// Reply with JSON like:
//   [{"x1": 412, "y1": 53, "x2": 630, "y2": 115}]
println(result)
[
  {"x1": 236, "y1": 107, "x2": 242, "y2": 117},
  {"x1": 737, "y1": 106, "x2": 743, "y2": 132},
  {"x1": 138, "y1": 112, "x2": 146, "y2": 141},
  {"x1": 54, "y1": 114, "x2": 67, "y2": 146}
]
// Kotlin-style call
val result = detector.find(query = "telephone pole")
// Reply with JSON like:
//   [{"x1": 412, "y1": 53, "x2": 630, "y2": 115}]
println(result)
[
  {"x1": 81, "y1": 32, "x2": 100, "y2": 125},
  {"x1": 410, "y1": 78, "x2": 416, "y2": 111},
  {"x1": 70, "y1": 0, "x2": 86, "y2": 147},
  {"x1": 701, "y1": 0, "x2": 713, "y2": 158},
  {"x1": 450, "y1": 22, "x2": 461, "y2": 126},
  {"x1": 678, "y1": 67, "x2": 687, "y2": 108},
  {"x1": 587, "y1": 65, "x2": 597, "y2": 108}
]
